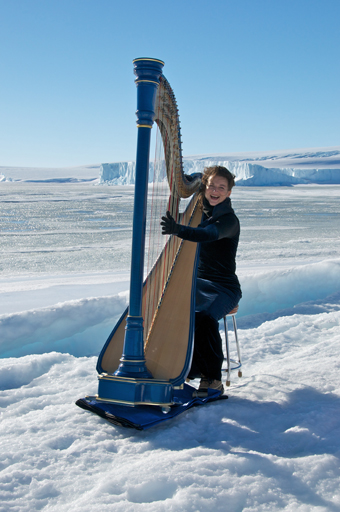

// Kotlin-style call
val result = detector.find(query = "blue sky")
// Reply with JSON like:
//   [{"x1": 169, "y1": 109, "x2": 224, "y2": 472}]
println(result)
[{"x1": 1, "y1": 0, "x2": 339, "y2": 167}]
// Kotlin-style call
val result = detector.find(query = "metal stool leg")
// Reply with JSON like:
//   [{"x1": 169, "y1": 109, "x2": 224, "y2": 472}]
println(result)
[
  {"x1": 232, "y1": 314, "x2": 242, "y2": 378},
  {"x1": 223, "y1": 315, "x2": 231, "y2": 386},
  {"x1": 223, "y1": 306, "x2": 242, "y2": 386}
]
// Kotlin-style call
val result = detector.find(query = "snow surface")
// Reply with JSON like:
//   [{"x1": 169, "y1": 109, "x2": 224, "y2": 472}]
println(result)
[
  {"x1": 0, "y1": 164, "x2": 101, "y2": 183},
  {"x1": 1, "y1": 172, "x2": 340, "y2": 511}
]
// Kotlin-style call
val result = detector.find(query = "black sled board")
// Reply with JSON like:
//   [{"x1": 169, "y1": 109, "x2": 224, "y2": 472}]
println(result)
[{"x1": 76, "y1": 383, "x2": 228, "y2": 430}]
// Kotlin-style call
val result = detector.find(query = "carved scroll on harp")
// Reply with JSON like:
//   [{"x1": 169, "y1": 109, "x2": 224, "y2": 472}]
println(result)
[{"x1": 97, "y1": 72, "x2": 201, "y2": 385}]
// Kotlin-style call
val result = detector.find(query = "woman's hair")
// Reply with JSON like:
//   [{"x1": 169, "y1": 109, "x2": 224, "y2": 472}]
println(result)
[{"x1": 198, "y1": 166, "x2": 236, "y2": 206}]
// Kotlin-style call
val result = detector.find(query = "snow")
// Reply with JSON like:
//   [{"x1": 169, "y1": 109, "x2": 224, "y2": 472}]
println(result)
[
  {"x1": 1, "y1": 171, "x2": 340, "y2": 511},
  {"x1": 0, "y1": 164, "x2": 101, "y2": 183}
]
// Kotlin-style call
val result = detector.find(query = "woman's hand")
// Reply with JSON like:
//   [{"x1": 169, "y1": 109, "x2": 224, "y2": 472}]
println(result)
[{"x1": 160, "y1": 211, "x2": 180, "y2": 235}]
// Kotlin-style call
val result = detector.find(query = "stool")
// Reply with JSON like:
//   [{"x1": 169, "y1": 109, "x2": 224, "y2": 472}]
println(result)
[{"x1": 222, "y1": 305, "x2": 242, "y2": 386}]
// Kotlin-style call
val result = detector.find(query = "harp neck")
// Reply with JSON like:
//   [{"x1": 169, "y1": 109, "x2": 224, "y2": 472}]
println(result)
[{"x1": 114, "y1": 58, "x2": 164, "y2": 379}]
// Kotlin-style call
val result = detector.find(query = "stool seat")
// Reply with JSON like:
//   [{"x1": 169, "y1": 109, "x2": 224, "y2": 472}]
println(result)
[
  {"x1": 227, "y1": 305, "x2": 239, "y2": 315},
  {"x1": 222, "y1": 305, "x2": 242, "y2": 386}
]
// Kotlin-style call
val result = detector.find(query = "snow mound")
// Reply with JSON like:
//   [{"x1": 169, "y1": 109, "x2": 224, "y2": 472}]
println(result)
[
  {"x1": 1, "y1": 260, "x2": 340, "y2": 359},
  {"x1": 0, "y1": 293, "x2": 128, "y2": 359}
]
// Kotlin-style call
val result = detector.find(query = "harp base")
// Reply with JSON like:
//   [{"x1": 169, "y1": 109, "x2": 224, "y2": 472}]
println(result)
[
  {"x1": 97, "y1": 373, "x2": 174, "y2": 406},
  {"x1": 76, "y1": 383, "x2": 227, "y2": 430}
]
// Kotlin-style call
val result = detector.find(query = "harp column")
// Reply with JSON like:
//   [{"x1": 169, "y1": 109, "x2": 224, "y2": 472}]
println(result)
[{"x1": 114, "y1": 58, "x2": 164, "y2": 379}]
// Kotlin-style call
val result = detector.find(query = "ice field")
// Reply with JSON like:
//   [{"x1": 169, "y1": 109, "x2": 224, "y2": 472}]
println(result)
[{"x1": 1, "y1": 166, "x2": 340, "y2": 510}]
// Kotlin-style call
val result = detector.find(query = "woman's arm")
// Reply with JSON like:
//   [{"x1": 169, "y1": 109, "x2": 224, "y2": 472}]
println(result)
[{"x1": 161, "y1": 212, "x2": 238, "y2": 242}]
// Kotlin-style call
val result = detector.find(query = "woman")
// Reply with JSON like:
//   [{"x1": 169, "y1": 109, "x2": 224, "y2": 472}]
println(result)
[{"x1": 161, "y1": 166, "x2": 242, "y2": 397}]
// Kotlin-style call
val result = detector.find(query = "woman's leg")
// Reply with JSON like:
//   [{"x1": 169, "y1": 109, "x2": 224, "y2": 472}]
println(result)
[
  {"x1": 189, "y1": 281, "x2": 241, "y2": 382},
  {"x1": 188, "y1": 311, "x2": 224, "y2": 381}
]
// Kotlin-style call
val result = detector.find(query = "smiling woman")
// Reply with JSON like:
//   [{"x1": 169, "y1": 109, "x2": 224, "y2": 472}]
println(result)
[
  {"x1": 161, "y1": 166, "x2": 242, "y2": 396},
  {"x1": 205, "y1": 175, "x2": 232, "y2": 205}
]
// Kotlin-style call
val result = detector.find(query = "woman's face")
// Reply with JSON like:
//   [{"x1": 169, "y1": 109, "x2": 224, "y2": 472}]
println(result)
[{"x1": 204, "y1": 175, "x2": 231, "y2": 206}]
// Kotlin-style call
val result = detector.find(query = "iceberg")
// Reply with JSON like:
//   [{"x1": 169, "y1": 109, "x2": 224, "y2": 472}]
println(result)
[
  {"x1": 1, "y1": 147, "x2": 339, "y2": 186},
  {"x1": 99, "y1": 147, "x2": 340, "y2": 186}
]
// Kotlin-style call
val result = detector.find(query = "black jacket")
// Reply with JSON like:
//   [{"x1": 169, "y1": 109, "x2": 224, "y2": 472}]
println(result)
[{"x1": 177, "y1": 197, "x2": 241, "y2": 294}]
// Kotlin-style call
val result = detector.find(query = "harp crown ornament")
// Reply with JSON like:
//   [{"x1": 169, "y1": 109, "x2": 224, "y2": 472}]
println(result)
[{"x1": 133, "y1": 58, "x2": 164, "y2": 128}]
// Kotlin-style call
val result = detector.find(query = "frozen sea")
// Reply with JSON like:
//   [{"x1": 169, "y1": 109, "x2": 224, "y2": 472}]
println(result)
[{"x1": 1, "y1": 179, "x2": 340, "y2": 511}]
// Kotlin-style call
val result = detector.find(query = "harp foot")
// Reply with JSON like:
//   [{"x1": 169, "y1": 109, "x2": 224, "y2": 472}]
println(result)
[
  {"x1": 97, "y1": 373, "x2": 174, "y2": 407},
  {"x1": 114, "y1": 316, "x2": 152, "y2": 379}
]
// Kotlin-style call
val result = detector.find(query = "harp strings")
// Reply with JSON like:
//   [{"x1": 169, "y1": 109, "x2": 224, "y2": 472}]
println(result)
[
  {"x1": 145, "y1": 120, "x2": 168, "y2": 281},
  {"x1": 142, "y1": 77, "x2": 200, "y2": 345},
  {"x1": 143, "y1": 110, "x2": 179, "y2": 341}
]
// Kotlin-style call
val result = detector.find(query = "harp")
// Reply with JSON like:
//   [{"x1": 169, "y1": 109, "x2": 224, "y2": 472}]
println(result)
[{"x1": 96, "y1": 58, "x2": 202, "y2": 407}]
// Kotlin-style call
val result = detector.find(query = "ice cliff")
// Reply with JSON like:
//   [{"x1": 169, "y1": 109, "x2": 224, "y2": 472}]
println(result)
[
  {"x1": 1, "y1": 147, "x2": 339, "y2": 186},
  {"x1": 99, "y1": 148, "x2": 340, "y2": 186}
]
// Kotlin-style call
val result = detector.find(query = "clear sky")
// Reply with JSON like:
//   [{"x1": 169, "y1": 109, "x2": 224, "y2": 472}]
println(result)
[{"x1": 1, "y1": 0, "x2": 339, "y2": 167}]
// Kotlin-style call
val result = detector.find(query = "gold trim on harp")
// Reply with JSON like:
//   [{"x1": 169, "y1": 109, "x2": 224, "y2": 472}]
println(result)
[
  {"x1": 137, "y1": 124, "x2": 153, "y2": 128},
  {"x1": 133, "y1": 58, "x2": 165, "y2": 65},
  {"x1": 95, "y1": 396, "x2": 173, "y2": 406},
  {"x1": 135, "y1": 79, "x2": 160, "y2": 85},
  {"x1": 98, "y1": 374, "x2": 168, "y2": 383}
]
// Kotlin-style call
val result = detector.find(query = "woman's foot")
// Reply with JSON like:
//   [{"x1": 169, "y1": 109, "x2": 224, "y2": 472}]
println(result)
[{"x1": 193, "y1": 376, "x2": 224, "y2": 397}]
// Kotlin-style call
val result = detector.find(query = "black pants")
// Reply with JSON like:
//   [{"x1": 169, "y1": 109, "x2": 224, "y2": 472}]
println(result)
[
  {"x1": 188, "y1": 311, "x2": 224, "y2": 381},
  {"x1": 188, "y1": 278, "x2": 241, "y2": 381}
]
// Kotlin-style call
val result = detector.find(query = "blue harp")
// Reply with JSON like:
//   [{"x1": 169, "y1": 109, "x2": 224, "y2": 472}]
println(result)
[{"x1": 96, "y1": 58, "x2": 201, "y2": 406}]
